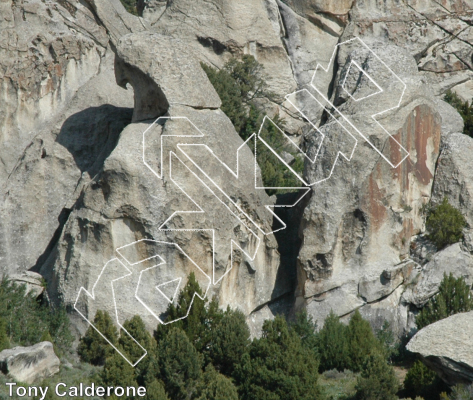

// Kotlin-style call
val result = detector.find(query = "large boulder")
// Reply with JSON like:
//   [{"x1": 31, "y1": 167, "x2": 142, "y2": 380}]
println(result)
[
  {"x1": 0, "y1": 342, "x2": 60, "y2": 384},
  {"x1": 295, "y1": 43, "x2": 443, "y2": 335},
  {"x1": 407, "y1": 312, "x2": 473, "y2": 385},
  {"x1": 402, "y1": 243, "x2": 473, "y2": 308},
  {"x1": 42, "y1": 31, "x2": 288, "y2": 336},
  {"x1": 8, "y1": 271, "x2": 44, "y2": 298}
]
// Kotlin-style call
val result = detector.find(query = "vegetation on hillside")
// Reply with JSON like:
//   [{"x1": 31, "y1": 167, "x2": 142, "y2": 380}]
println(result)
[
  {"x1": 0, "y1": 277, "x2": 72, "y2": 354},
  {"x1": 425, "y1": 197, "x2": 466, "y2": 249},
  {"x1": 444, "y1": 90, "x2": 473, "y2": 138},
  {"x1": 202, "y1": 56, "x2": 304, "y2": 195},
  {"x1": 3, "y1": 271, "x2": 472, "y2": 399}
]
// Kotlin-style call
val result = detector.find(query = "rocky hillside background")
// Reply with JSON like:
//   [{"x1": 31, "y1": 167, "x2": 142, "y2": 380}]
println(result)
[{"x1": 0, "y1": 0, "x2": 472, "y2": 344}]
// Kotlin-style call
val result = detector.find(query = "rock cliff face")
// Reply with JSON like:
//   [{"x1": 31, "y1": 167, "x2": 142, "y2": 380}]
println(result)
[{"x1": 0, "y1": 0, "x2": 472, "y2": 338}]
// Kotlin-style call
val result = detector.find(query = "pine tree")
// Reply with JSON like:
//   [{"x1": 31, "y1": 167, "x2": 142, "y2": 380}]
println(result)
[
  {"x1": 347, "y1": 310, "x2": 383, "y2": 372},
  {"x1": 404, "y1": 360, "x2": 439, "y2": 399},
  {"x1": 317, "y1": 311, "x2": 350, "y2": 372},
  {"x1": 158, "y1": 327, "x2": 203, "y2": 400},
  {"x1": 197, "y1": 365, "x2": 239, "y2": 400},
  {"x1": 355, "y1": 353, "x2": 398, "y2": 400},
  {"x1": 416, "y1": 273, "x2": 473, "y2": 329},
  {"x1": 234, "y1": 316, "x2": 324, "y2": 400},
  {"x1": 0, "y1": 317, "x2": 10, "y2": 351},
  {"x1": 145, "y1": 380, "x2": 169, "y2": 400},
  {"x1": 101, "y1": 352, "x2": 138, "y2": 391},
  {"x1": 204, "y1": 306, "x2": 250, "y2": 376},
  {"x1": 78, "y1": 310, "x2": 119, "y2": 365},
  {"x1": 156, "y1": 272, "x2": 208, "y2": 350}
]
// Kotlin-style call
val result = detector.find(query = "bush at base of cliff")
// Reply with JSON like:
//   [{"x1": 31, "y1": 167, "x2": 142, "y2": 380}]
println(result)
[
  {"x1": 354, "y1": 353, "x2": 398, "y2": 400},
  {"x1": 425, "y1": 197, "x2": 466, "y2": 249},
  {"x1": 404, "y1": 360, "x2": 440, "y2": 399},
  {"x1": 416, "y1": 273, "x2": 473, "y2": 329}
]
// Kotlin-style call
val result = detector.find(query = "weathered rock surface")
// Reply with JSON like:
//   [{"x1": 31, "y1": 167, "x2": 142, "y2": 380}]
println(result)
[
  {"x1": 403, "y1": 243, "x2": 473, "y2": 307},
  {"x1": 0, "y1": 342, "x2": 60, "y2": 384},
  {"x1": 1, "y1": 0, "x2": 472, "y2": 340},
  {"x1": 8, "y1": 271, "x2": 44, "y2": 297},
  {"x1": 41, "y1": 31, "x2": 287, "y2": 335},
  {"x1": 296, "y1": 43, "x2": 443, "y2": 335},
  {"x1": 342, "y1": 0, "x2": 473, "y2": 97},
  {"x1": 431, "y1": 132, "x2": 473, "y2": 251},
  {"x1": 407, "y1": 311, "x2": 473, "y2": 385}
]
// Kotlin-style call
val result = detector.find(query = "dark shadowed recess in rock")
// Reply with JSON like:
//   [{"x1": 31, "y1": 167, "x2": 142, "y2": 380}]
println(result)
[
  {"x1": 56, "y1": 104, "x2": 133, "y2": 176},
  {"x1": 270, "y1": 190, "x2": 312, "y2": 318}
]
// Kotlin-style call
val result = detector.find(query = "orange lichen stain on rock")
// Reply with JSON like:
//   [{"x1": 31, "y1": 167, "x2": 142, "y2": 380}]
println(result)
[
  {"x1": 365, "y1": 164, "x2": 387, "y2": 232},
  {"x1": 391, "y1": 105, "x2": 441, "y2": 189}
]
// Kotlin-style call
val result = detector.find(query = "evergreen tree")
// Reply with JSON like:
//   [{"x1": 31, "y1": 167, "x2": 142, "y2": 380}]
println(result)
[
  {"x1": 416, "y1": 273, "x2": 473, "y2": 329},
  {"x1": 354, "y1": 353, "x2": 398, "y2": 400},
  {"x1": 426, "y1": 197, "x2": 466, "y2": 249},
  {"x1": 0, "y1": 317, "x2": 10, "y2": 351},
  {"x1": 317, "y1": 311, "x2": 350, "y2": 372},
  {"x1": 158, "y1": 327, "x2": 203, "y2": 400},
  {"x1": 202, "y1": 56, "x2": 303, "y2": 195},
  {"x1": 119, "y1": 315, "x2": 156, "y2": 383},
  {"x1": 197, "y1": 365, "x2": 239, "y2": 400},
  {"x1": 347, "y1": 310, "x2": 383, "y2": 372},
  {"x1": 291, "y1": 310, "x2": 318, "y2": 352},
  {"x1": 101, "y1": 352, "x2": 138, "y2": 393},
  {"x1": 156, "y1": 273, "x2": 208, "y2": 350},
  {"x1": 78, "y1": 310, "x2": 119, "y2": 365},
  {"x1": 145, "y1": 380, "x2": 169, "y2": 400},
  {"x1": 404, "y1": 360, "x2": 440, "y2": 399},
  {"x1": 204, "y1": 306, "x2": 250, "y2": 376},
  {"x1": 234, "y1": 316, "x2": 324, "y2": 400}
]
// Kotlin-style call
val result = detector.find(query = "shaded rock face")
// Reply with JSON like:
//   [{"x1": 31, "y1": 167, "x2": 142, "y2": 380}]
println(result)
[
  {"x1": 407, "y1": 311, "x2": 473, "y2": 385},
  {"x1": 0, "y1": 342, "x2": 60, "y2": 384}
]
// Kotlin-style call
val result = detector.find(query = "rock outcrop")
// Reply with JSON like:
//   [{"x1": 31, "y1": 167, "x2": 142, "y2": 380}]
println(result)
[
  {"x1": 407, "y1": 312, "x2": 473, "y2": 385},
  {"x1": 0, "y1": 342, "x2": 60, "y2": 384},
  {"x1": 8, "y1": 271, "x2": 44, "y2": 298},
  {"x1": 431, "y1": 132, "x2": 473, "y2": 251},
  {"x1": 0, "y1": 0, "x2": 472, "y2": 340}
]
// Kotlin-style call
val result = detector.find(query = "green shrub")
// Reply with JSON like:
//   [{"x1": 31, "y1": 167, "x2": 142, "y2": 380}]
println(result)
[
  {"x1": 78, "y1": 309, "x2": 119, "y2": 365},
  {"x1": 354, "y1": 353, "x2": 398, "y2": 400},
  {"x1": 448, "y1": 383, "x2": 473, "y2": 400},
  {"x1": 0, "y1": 277, "x2": 72, "y2": 352},
  {"x1": 198, "y1": 365, "x2": 239, "y2": 400},
  {"x1": 376, "y1": 320, "x2": 399, "y2": 361},
  {"x1": 317, "y1": 311, "x2": 350, "y2": 372},
  {"x1": 234, "y1": 316, "x2": 325, "y2": 400},
  {"x1": 202, "y1": 56, "x2": 304, "y2": 194},
  {"x1": 404, "y1": 360, "x2": 446, "y2": 399},
  {"x1": 444, "y1": 90, "x2": 473, "y2": 138},
  {"x1": 426, "y1": 197, "x2": 466, "y2": 249},
  {"x1": 416, "y1": 273, "x2": 473, "y2": 329},
  {"x1": 0, "y1": 317, "x2": 9, "y2": 351}
]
